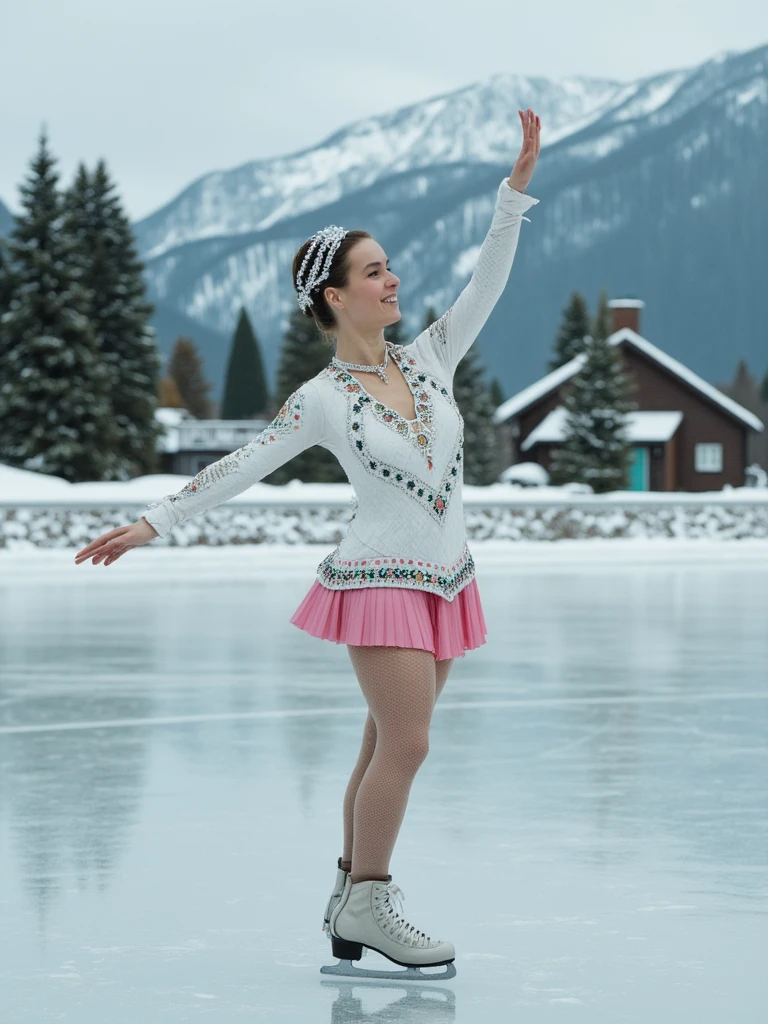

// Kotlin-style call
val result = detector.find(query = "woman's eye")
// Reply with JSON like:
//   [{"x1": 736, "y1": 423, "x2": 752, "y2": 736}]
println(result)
[{"x1": 370, "y1": 267, "x2": 392, "y2": 276}]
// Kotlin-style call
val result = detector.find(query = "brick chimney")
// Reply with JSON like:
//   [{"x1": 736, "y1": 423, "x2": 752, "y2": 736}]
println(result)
[{"x1": 608, "y1": 297, "x2": 644, "y2": 335}]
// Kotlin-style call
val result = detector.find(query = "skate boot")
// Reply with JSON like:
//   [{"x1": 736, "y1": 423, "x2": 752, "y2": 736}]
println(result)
[
  {"x1": 321, "y1": 877, "x2": 456, "y2": 981},
  {"x1": 322, "y1": 857, "x2": 350, "y2": 939}
]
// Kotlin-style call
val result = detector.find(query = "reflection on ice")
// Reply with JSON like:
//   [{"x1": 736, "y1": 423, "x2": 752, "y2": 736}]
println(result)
[{"x1": 0, "y1": 539, "x2": 766, "y2": 1021}]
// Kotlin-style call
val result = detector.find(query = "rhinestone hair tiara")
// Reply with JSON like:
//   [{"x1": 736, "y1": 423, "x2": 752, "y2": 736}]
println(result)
[{"x1": 295, "y1": 225, "x2": 349, "y2": 313}]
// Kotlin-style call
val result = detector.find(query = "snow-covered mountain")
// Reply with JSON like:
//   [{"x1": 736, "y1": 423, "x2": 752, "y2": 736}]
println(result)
[
  {"x1": 135, "y1": 73, "x2": 628, "y2": 260},
  {"x1": 135, "y1": 43, "x2": 767, "y2": 403}
]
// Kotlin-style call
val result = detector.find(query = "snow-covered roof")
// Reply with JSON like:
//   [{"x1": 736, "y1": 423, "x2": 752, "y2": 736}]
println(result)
[
  {"x1": 155, "y1": 407, "x2": 191, "y2": 427},
  {"x1": 521, "y1": 408, "x2": 684, "y2": 451},
  {"x1": 494, "y1": 328, "x2": 764, "y2": 433}
]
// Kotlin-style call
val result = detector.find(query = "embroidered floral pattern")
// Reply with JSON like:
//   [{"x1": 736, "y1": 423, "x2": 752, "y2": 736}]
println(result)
[
  {"x1": 427, "y1": 305, "x2": 453, "y2": 347},
  {"x1": 331, "y1": 344, "x2": 437, "y2": 456},
  {"x1": 317, "y1": 541, "x2": 475, "y2": 601},
  {"x1": 320, "y1": 346, "x2": 464, "y2": 523},
  {"x1": 166, "y1": 389, "x2": 306, "y2": 503}
]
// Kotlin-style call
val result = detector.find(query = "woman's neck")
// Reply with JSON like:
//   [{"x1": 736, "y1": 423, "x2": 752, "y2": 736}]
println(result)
[{"x1": 334, "y1": 330, "x2": 387, "y2": 366}]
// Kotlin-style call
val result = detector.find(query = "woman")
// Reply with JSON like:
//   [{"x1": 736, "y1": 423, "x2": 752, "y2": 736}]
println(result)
[{"x1": 75, "y1": 107, "x2": 541, "y2": 980}]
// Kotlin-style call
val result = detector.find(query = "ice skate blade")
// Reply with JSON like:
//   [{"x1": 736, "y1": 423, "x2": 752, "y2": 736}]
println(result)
[{"x1": 321, "y1": 958, "x2": 456, "y2": 981}]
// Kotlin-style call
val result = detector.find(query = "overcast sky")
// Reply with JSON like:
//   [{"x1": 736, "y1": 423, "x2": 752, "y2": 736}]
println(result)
[{"x1": 2, "y1": 1, "x2": 766, "y2": 222}]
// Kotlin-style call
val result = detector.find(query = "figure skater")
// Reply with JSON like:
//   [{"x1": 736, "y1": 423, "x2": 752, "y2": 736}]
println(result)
[{"x1": 75, "y1": 107, "x2": 541, "y2": 981}]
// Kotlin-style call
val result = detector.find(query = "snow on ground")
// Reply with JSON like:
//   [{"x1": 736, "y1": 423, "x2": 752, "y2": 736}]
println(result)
[{"x1": 2, "y1": 461, "x2": 768, "y2": 506}]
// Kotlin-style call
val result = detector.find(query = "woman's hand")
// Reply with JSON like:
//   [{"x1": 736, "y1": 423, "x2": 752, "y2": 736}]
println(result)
[
  {"x1": 508, "y1": 107, "x2": 541, "y2": 195},
  {"x1": 74, "y1": 517, "x2": 159, "y2": 567}
]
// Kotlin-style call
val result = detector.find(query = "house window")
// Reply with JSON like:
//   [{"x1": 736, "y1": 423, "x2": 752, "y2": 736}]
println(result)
[{"x1": 694, "y1": 443, "x2": 723, "y2": 473}]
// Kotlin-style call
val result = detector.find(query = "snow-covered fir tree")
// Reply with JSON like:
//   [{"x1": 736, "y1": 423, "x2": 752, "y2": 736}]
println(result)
[
  {"x1": 547, "y1": 291, "x2": 592, "y2": 372},
  {"x1": 62, "y1": 159, "x2": 163, "y2": 479},
  {"x1": 549, "y1": 292, "x2": 638, "y2": 492},
  {"x1": 0, "y1": 129, "x2": 117, "y2": 482},
  {"x1": 266, "y1": 306, "x2": 345, "y2": 484},
  {"x1": 220, "y1": 307, "x2": 268, "y2": 419}
]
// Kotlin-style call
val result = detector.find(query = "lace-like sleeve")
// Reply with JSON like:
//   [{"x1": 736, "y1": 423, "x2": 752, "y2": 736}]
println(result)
[
  {"x1": 417, "y1": 178, "x2": 539, "y2": 379},
  {"x1": 141, "y1": 381, "x2": 326, "y2": 538}
]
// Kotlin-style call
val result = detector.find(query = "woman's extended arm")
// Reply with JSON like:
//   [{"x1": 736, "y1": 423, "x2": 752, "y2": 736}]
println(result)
[{"x1": 74, "y1": 381, "x2": 326, "y2": 566}]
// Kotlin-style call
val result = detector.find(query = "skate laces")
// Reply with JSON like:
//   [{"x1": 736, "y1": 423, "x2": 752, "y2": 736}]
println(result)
[{"x1": 374, "y1": 881, "x2": 435, "y2": 948}]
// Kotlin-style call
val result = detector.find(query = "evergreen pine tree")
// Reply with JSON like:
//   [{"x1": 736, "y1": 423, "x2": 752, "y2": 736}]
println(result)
[
  {"x1": 717, "y1": 358, "x2": 768, "y2": 474},
  {"x1": 384, "y1": 314, "x2": 408, "y2": 346},
  {"x1": 0, "y1": 129, "x2": 117, "y2": 482},
  {"x1": 454, "y1": 345, "x2": 498, "y2": 484},
  {"x1": 0, "y1": 236, "x2": 16, "y2": 313},
  {"x1": 761, "y1": 365, "x2": 768, "y2": 405},
  {"x1": 488, "y1": 377, "x2": 505, "y2": 409},
  {"x1": 421, "y1": 305, "x2": 439, "y2": 333},
  {"x1": 158, "y1": 375, "x2": 184, "y2": 408},
  {"x1": 723, "y1": 359, "x2": 760, "y2": 410},
  {"x1": 592, "y1": 287, "x2": 613, "y2": 342},
  {"x1": 62, "y1": 159, "x2": 163, "y2": 479},
  {"x1": 549, "y1": 331, "x2": 638, "y2": 493},
  {"x1": 420, "y1": 304, "x2": 499, "y2": 480},
  {"x1": 265, "y1": 308, "x2": 343, "y2": 484},
  {"x1": 168, "y1": 337, "x2": 214, "y2": 418},
  {"x1": 220, "y1": 307, "x2": 268, "y2": 418},
  {"x1": 547, "y1": 291, "x2": 591, "y2": 372}
]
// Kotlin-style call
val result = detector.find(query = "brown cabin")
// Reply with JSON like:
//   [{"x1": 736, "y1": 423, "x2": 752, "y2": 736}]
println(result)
[{"x1": 494, "y1": 299, "x2": 764, "y2": 492}]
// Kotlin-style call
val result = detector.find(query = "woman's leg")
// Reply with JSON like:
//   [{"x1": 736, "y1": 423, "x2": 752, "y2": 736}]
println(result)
[
  {"x1": 340, "y1": 655, "x2": 454, "y2": 869},
  {"x1": 340, "y1": 710, "x2": 378, "y2": 868},
  {"x1": 434, "y1": 657, "x2": 454, "y2": 701},
  {"x1": 344, "y1": 645, "x2": 439, "y2": 883}
]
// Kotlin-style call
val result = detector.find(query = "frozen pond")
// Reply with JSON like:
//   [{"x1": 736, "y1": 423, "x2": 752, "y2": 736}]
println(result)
[{"x1": 1, "y1": 539, "x2": 767, "y2": 1022}]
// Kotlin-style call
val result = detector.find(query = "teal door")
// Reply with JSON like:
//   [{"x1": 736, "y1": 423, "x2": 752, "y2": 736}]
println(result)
[{"x1": 628, "y1": 446, "x2": 648, "y2": 491}]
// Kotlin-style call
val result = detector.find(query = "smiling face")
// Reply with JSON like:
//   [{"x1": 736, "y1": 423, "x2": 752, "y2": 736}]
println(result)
[{"x1": 323, "y1": 237, "x2": 401, "y2": 331}]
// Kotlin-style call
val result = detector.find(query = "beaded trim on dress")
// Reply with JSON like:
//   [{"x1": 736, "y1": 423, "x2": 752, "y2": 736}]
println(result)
[
  {"x1": 320, "y1": 342, "x2": 463, "y2": 491},
  {"x1": 316, "y1": 540, "x2": 475, "y2": 602}
]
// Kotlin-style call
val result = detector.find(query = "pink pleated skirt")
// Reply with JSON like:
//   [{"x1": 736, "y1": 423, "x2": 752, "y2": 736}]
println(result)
[{"x1": 289, "y1": 578, "x2": 487, "y2": 661}]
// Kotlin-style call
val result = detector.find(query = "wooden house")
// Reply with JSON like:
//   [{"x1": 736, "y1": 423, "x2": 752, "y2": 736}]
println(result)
[{"x1": 493, "y1": 299, "x2": 764, "y2": 491}]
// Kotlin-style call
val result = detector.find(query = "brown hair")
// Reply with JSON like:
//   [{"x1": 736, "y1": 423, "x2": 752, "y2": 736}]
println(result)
[{"x1": 291, "y1": 230, "x2": 372, "y2": 344}]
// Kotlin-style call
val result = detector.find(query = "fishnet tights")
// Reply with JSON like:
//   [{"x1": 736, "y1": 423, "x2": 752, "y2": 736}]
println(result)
[{"x1": 341, "y1": 646, "x2": 454, "y2": 883}]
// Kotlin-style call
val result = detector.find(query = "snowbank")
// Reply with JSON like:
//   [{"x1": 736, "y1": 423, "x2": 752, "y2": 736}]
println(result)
[{"x1": 1, "y1": 463, "x2": 767, "y2": 547}]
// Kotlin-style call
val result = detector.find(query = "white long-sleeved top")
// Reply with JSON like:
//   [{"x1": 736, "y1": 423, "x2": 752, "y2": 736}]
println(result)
[{"x1": 142, "y1": 178, "x2": 539, "y2": 601}]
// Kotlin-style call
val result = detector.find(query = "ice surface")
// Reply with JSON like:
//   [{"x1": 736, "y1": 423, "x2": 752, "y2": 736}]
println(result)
[{"x1": 0, "y1": 540, "x2": 766, "y2": 1021}]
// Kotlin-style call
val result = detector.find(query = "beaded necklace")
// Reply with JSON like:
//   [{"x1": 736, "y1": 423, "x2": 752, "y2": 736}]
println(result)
[{"x1": 331, "y1": 346, "x2": 390, "y2": 384}]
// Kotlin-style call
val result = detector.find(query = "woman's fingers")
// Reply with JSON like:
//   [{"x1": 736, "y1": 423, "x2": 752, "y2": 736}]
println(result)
[
  {"x1": 519, "y1": 108, "x2": 538, "y2": 151},
  {"x1": 75, "y1": 526, "x2": 137, "y2": 565},
  {"x1": 75, "y1": 526, "x2": 130, "y2": 560},
  {"x1": 104, "y1": 546, "x2": 129, "y2": 566},
  {"x1": 93, "y1": 541, "x2": 131, "y2": 566}
]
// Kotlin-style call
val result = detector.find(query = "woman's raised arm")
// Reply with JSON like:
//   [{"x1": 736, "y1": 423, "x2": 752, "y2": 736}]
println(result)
[{"x1": 419, "y1": 107, "x2": 542, "y2": 378}]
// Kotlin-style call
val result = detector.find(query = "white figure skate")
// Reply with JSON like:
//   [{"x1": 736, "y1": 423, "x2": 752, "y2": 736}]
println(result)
[
  {"x1": 322, "y1": 857, "x2": 349, "y2": 939},
  {"x1": 321, "y1": 875, "x2": 457, "y2": 981}
]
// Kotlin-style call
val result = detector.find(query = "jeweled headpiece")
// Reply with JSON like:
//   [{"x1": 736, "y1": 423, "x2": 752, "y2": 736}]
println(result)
[{"x1": 296, "y1": 225, "x2": 348, "y2": 313}]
